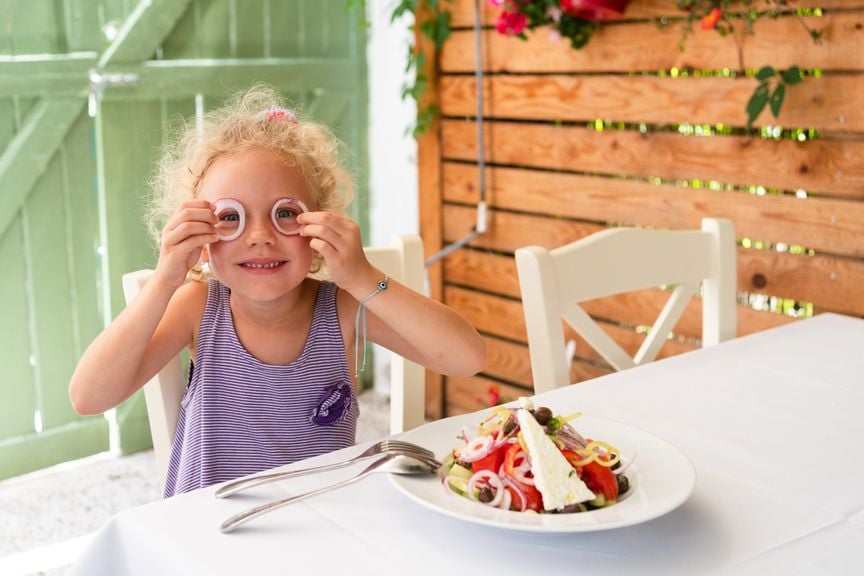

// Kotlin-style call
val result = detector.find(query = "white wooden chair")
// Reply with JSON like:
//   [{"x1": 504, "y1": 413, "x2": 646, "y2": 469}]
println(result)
[
  {"x1": 515, "y1": 218, "x2": 737, "y2": 394},
  {"x1": 122, "y1": 235, "x2": 427, "y2": 489}
]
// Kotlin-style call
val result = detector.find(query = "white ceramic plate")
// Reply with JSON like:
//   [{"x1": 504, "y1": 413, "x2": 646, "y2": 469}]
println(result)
[{"x1": 390, "y1": 410, "x2": 696, "y2": 533}]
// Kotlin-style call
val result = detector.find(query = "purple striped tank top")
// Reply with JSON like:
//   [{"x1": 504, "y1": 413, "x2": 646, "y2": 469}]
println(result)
[{"x1": 162, "y1": 279, "x2": 358, "y2": 497}]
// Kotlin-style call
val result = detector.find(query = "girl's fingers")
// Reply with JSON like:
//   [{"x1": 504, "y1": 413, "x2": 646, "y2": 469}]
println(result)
[
  {"x1": 297, "y1": 212, "x2": 357, "y2": 240},
  {"x1": 308, "y1": 237, "x2": 337, "y2": 260},
  {"x1": 166, "y1": 207, "x2": 216, "y2": 231},
  {"x1": 298, "y1": 223, "x2": 346, "y2": 250},
  {"x1": 164, "y1": 221, "x2": 216, "y2": 242}
]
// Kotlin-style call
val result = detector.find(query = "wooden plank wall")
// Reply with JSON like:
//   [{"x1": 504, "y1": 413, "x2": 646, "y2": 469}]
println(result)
[{"x1": 419, "y1": 0, "x2": 864, "y2": 416}]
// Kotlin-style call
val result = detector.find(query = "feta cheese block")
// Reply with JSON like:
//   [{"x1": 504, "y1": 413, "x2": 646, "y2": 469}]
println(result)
[{"x1": 516, "y1": 409, "x2": 595, "y2": 511}]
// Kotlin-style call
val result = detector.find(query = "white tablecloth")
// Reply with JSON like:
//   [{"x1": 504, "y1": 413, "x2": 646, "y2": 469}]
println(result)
[{"x1": 67, "y1": 313, "x2": 864, "y2": 575}]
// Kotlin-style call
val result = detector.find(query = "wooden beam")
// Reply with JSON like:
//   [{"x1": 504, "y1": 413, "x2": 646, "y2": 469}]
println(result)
[
  {"x1": 0, "y1": 98, "x2": 84, "y2": 240},
  {"x1": 98, "y1": 58, "x2": 361, "y2": 98},
  {"x1": 98, "y1": 0, "x2": 194, "y2": 65},
  {"x1": 0, "y1": 53, "x2": 95, "y2": 96}
]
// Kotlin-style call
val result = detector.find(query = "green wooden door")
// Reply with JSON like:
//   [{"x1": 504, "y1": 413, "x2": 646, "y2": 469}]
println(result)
[{"x1": 0, "y1": 0, "x2": 368, "y2": 478}]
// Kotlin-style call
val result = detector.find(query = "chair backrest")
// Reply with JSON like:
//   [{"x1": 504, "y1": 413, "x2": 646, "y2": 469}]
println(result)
[
  {"x1": 122, "y1": 234, "x2": 426, "y2": 489},
  {"x1": 515, "y1": 218, "x2": 736, "y2": 394}
]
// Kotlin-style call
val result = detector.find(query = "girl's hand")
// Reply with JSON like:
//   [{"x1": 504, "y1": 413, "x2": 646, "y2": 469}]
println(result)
[
  {"x1": 154, "y1": 200, "x2": 218, "y2": 289},
  {"x1": 297, "y1": 211, "x2": 375, "y2": 295}
]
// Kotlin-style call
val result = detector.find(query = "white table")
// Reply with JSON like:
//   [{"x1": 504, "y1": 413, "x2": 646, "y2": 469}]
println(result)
[{"x1": 68, "y1": 313, "x2": 864, "y2": 576}]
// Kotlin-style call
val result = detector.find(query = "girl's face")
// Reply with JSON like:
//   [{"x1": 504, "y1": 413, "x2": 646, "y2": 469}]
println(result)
[{"x1": 198, "y1": 147, "x2": 316, "y2": 300}]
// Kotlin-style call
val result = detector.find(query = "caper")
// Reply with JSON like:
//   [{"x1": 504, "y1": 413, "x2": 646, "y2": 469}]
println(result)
[{"x1": 533, "y1": 406, "x2": 553, "y2": 425}]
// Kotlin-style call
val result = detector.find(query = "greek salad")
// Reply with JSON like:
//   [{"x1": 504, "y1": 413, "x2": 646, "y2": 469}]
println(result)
[{"x1": 442, "y1": 397, "x2": 632, "y2": 513}]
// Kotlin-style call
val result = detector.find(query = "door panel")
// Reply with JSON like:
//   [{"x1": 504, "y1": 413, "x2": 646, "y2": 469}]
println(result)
[{"x1": 0, "y1": 0, "x2": 368, "y2": 478}]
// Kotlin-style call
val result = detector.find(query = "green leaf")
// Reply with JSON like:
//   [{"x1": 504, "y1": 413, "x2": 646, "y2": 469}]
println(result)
[
  {"x1": 433, "y1": 11, "x2": 452, "y2": 49},
  {"x1": 781, "y1": 66, "x2": 803, "y2": 85},
  {"x1": 390, "y1": 0, "x2": 416, "y2": 21},
  {"x1": 769, "y1": 83, "x2": 786, "y2": 118},
  {"x1": 746, "y1": 83, "x2": 770, "y2": 128},
  {"x1": 755, "y1": 66, "x2": 776, "y2": 81}
]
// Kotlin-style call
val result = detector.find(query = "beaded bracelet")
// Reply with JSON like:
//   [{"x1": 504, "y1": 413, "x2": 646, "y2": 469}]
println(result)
[{"x1": 354, "y1": 276, "x2": 389, "y2": 375}]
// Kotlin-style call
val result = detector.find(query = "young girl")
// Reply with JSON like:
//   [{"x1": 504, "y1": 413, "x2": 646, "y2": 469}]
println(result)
[{"x1": 68, "y1": 85, "x2": 486, "y2": 497}]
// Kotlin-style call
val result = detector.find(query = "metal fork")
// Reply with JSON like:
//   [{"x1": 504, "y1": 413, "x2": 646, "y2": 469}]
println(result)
[
  {"x1": 220, "y1": 454, "x2": 440, "y2": 533},
  {"x1": 214, "y1": 439, "x2": 436, "y2": 499}
]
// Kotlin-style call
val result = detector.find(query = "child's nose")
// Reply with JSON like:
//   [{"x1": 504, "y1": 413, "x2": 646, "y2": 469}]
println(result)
[{"x1": 243, "y1": 217, "x2": 277, "y2": 246}]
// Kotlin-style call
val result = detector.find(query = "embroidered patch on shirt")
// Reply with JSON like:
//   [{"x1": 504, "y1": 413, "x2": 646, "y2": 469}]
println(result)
[{"x1": 310, "y1": 381, "x2": 353, "y2": 425}]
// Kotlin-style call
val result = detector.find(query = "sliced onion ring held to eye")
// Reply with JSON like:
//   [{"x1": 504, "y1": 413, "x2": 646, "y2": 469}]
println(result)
[
  {"x1": 212, "y1": 198, "x2": 245, "y2": 241},
  {"x1": 270, "y1": 197, "x2": 309, "y2": 235}
]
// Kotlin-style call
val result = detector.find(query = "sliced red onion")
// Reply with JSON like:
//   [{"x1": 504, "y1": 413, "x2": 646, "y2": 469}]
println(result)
[
  {"x1": 467, "y1": 470, "x2": 504, "y2": 508},
  {"x1": 497, "y1": 487, "x2": 512, "y2": 510},
  {"x1": 270, "y1": 197, "x2": 309, "y2": 235},
  {"x1": 500, "y1": 474, "x2": 527, "y2": 512},
  {"x1": 557, "y1": 422, "x2": 588, "y2": 450},
  {"x1": 458, "y1": 434, "x2": 494, "y2": 462},
  {"x1": 213, "y1": 198, "x2": 245, "y2": 241},
  {"x1": 508, "y1": 447, "x2": 535, "y2": 486},
  {"x1": 490, "y1": 428, "x2": 511, "y2": 451}
]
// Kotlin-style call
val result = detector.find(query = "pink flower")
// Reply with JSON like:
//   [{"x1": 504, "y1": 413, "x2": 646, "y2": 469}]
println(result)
[
  {"x1": 560, "y1": 0, "x2": 630, "y2": 21},
  {"x1": 496, "y1": 10, "x2": 527, "y2": 36},
  {"x1": 486, "y1": 0, "x2": 505, "y2": 6}
]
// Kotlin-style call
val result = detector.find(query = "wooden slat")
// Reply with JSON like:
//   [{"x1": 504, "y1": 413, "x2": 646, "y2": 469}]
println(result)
[
  {"x1": 441, "y1": 120, "x2": 864, "y2": 200},
  {"x1": 440, "y1": 75, "x2": 864, "y2": 133},
  {"x1": 442, "y1": 163, "x2": 864, "y2": 259},
  {"x1": 483, "y1": 336, "x2": 534, "y2": 387},
  {"x1": 737, "y1": 248, "x2": 864, "y2": 317},
  {"x1": 446, "y1": 285, "x2": 701, "y2": 361},
  {"x1": 0, "y1": 98, "x2": 84, "y2": 239},
  {"x1": 98, "y1": 0, "x2": 194, "y2": 65},
  {"x1": 0, "y1": 54, "x2": 95, "y2": 97},
  {"x1": 443, "y1": 202, "x2": 604, "y2": 254},
  {"x1": 447, "y1": 0, "x2": 864, "y2": 26},
  {"x1": 444, "y1": 250, "x2": 795, "y2": 336},
  {"x1": 445, "y1": 237, "x2": 864, "y2": 318},
  {"x1": 446, "y1": 375, "x2": 530, "y2": 416},
  {"x1": 476, "y1": 335, "x2": 612, "y2": 394},
  {"x1": 441, "y1": 13, "x2": 864, "y2": 73}
]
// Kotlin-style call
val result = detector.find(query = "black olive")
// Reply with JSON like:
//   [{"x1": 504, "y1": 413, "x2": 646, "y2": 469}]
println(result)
[
  {"x1": 617, "y1": 474, "x2": 630, "y2": 495},
  {"x1": 478, "y1": 486, "x2": 494, "y2": 503},
  {"x1": 534, "y1": 407, "x2": 553, "y2": 425}
]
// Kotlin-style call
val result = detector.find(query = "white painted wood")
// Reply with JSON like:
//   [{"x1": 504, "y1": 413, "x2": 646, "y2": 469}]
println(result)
[
  {"x1": 122, "y1": 235, "x2": 427, "y2": 488},
  {"x1": 516, "y1": 218, "x2": 737, "y2": 394}
]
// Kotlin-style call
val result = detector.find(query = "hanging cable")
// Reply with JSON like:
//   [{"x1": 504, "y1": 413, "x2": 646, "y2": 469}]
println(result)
[{"x1": 425, "y1": 0, "x2": 488, "y2": 266}]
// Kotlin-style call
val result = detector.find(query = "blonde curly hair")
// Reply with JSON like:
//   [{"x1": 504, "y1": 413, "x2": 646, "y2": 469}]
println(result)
[{"x1": 146, "y1": 84, "x2": 355, "y2": 262}]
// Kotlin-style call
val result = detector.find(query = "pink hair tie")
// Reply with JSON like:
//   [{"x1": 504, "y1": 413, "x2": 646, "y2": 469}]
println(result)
[{"x1": 260, "y1": 106, "x2": 298, "y2": 124}]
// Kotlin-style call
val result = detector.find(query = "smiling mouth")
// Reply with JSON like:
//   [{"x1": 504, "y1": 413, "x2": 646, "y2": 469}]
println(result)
[{"x1": 240, "y1": 261, "x2": 286, "y2": 269}]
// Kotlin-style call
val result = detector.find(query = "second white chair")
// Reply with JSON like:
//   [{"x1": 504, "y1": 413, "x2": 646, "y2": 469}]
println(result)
[
  {"x1": 515, "y1": 218, "x2": 737, "y2": 394},
  {"x1": 122, "y1": 235, "x2": 426, "y2": 490}
]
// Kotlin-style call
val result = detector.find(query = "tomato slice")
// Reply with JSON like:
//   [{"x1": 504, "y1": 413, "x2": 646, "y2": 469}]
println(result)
[
  {"x1": 501, "y1": 443, "x2": 543, "y2": 511},
  {"x1": 581, "y1": 460, "x2": 619, "y2": 502},
  {"x1": 520, "y1": 481, "x2": 543, "y2": 511},
  {"x1": 471, "y1": 441, "x2": 507, "y2": 473}
]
